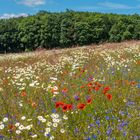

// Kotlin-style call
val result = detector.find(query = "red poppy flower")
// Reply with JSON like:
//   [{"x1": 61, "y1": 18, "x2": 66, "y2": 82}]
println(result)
[
  {"x1": 67, "y1": 104, "x2": 73, "y2": 110},
  {"x1": 62, "y1": 104, "x2": 68, "y2": 112},
  {"x1": 62, "y1": 88, "x2": 68, "y2": 93},
  {"x1": 87, "y1": 82, "x2": 92, "y2": 87},
  {"x1": 93, "y1": 86, "x2": 100, "y2": 91},
  {"x1": 87, "y1": 97, "x2": 92, "y2": 104},
  {"x1": 80, "y1": 85, "x2": 85, "y2": 89},
  {"x1": 21, "y1": 91, "x2": 27, "y2": 97},
  {"x1": 88, "y1": 88, "x2": 92, "y2": 92},
  {"x1": 103, "y1": 86, "x2": 111, "y2": 94},
  {"x1": 106, "y1": 93, "x2": 112, "y2": 101},
  {"x1": 97, "y1": 83, "x2": 102, "y2": 88},
  {"x1": 130, "y1": 81, "x2": 136, "y2": 86},
  {"x1": 55, "y1": 102, "x2": 65, "y2": 108},
  {"x1": 8, "y1": 124, "x2": 16, "y2": 130},
  {"x1": 104, "y1": 86, "x2": 111, "y2": 91},
  {"x1": 103, "y1": 90, "x2": 107, "y2": 94},
  {"x1": 77, "y1": 103, "x2": 86, "y2": 110}
]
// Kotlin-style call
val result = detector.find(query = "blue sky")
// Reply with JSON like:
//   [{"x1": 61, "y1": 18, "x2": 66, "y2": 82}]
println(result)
[{"x1": 0, "y1": 0, "x2": 140, "y2": 18}]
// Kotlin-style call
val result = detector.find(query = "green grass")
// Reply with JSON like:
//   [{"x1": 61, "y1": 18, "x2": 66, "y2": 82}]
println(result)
[{"x1": 0, "y1": 43, "x2": 140, "y2": 140}]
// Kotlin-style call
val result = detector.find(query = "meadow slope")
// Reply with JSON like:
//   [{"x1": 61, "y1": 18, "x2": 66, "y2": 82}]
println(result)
[{"x1": 0, "y1": 41, "x2": 140, "y2": 140}]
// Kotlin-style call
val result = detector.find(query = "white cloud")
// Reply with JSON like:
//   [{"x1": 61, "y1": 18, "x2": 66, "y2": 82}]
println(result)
[
  {"x1": 0, "y1": 13, "x2": 28, "y2": 19},
  {"x1": 99, "y1": 2, "x2": 133, "y2": 10},
  {"x1": 16, "y1": 0, "x2": 45, "y2": 7},
  {"x1": 78, "y1": 2, "x2": 136, "y2": 11}
]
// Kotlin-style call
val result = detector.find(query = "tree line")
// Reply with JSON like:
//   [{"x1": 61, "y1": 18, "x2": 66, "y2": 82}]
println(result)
[{"x1": 0, "y1": 10, "x2": 140, "y2": 53}]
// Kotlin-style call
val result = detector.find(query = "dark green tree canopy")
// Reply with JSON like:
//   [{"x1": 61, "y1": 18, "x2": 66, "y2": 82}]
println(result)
[{"x1": 0, "y1": 11, "x2": 140, "y2": 53}]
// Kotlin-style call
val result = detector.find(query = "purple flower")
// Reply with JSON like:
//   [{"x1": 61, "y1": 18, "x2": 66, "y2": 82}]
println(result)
[
  {"x1": 97, "y1": 130, "x2": 100, "y2": 134},
  {"x1": 28, "y1": 132, "x2": 33, "y2": 135},
  {"x1": 92, "y1": 134, "x2": 97, "y2": 139},
  {"x1": 137, "y1": 84, "x2": 140, "y2": 89},
  {"x1": 52, "y1": 109, "x2": 56, "y2": 113},
  {"x1": 88, "y1": 76, "x2": 93, "y2": 81},
  {"x1": 84, "y1": 131, "x2": 88, "y2": 134},
  {"x1": 37, "y1": 121, "x2": 41, "y2": 125},
  {"x1": 74, "y1": 128, "x2": 79, "y2": 134},
  {"x1": 0, "y1": 135, "x2": 4, "y2": 139},
  {"x1": 45, "y1": 133, "x2": 51, "y2": 137},
  {"x1": 52, "y1": 97, "x2": 56, "y2": 102},
  {"x1": 134, "y1": 136, "x2": 140, "y2": 140},
  {"x1": 40, "y1": 130, "x2": 44, "y2": 133},
  {"x1": 120, "y1": 121, "x2": 128, "y2": 127},
  {"x1": 127, "y1": 101, "x2": 135, "y2": 106},
  {"x1": 89, "y1": 124, "x2": 94, "y2": 127},
  {"x1": 87, "y1": 137, "x2": 91, "y2": 140},
  {"x1": 123, "y1": 131, "x2": 127, "y2": 136},
  {"x1": 106, "y1": 128, "x2": 112, "y2": 136},
  {"x1": 118, "y1": 126, "x2": 123, "y2": 131},
  {"x1": 87, "y1": 114, "x2": 92, "y2": 117},
  {"x1": 96, "y1": 120, "x2": 100, "y2": 125},
  {"x1": 44, "y1": 132, "x2": 51, "y2": 137},
  {"x1": 119, "y1": 111, "x2": 125, "y2": 116},
  {"x1": 74, "y1": 95, "x2": 80, "y2": 101},
  {"x1": 105, "y1": 116, "x2": 110, "y2": 120}
]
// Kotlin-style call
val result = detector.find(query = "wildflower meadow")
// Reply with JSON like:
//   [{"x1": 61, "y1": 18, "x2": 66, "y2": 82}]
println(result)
[{"x1": 0, "y1": 42, "x2": 140, "y2": 140}]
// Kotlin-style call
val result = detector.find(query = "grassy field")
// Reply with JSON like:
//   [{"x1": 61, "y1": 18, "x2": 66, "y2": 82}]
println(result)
[{"x1": 0, "y1": 41, "x2": 140, "y2": 140}]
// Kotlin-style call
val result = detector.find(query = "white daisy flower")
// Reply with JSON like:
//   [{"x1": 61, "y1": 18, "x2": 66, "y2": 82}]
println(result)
[
  {"x1": 15, "y1": 122, "x2": 20, "y2": 127},
  {"x1": 37, "y1": 116, "x2": 43, "y2": 121},
  {"x1": 45, "y1": 128, "x2": 51, "y2": 133},
  {"x1": 63, "y1": 115, "x2": 68, "y2": 120},
  {"x1": 55, "y1": 114, "x2": 59, "y2": 118},
  {"x1": 16, "y1": 130, "x2": 21, "y2": 134},
  {"x1": 18, "y1": 125, "x2": 25, "y2": 130},
  {"x1": 41, "y1": 119, "x2": 46, "y2": 123},
  {"x1": 0, "y1": 124, "x2": 4, "y2": 129},
  {"x1": 53, "y1": 123, "x2": 58, "y2": 127},
  {"x1": 31, "y1": 134, "x2": 37, "y2": 138},
  {"x1": 60, "y1": 129, "x2": 65, "y2": 133},
  {"x1": 47, "y1": 122, "x2": 52, "y2": 126},
  {"x1": 3, "y1": 117, "x2": 8, "y2": 122},
  {"x1": 49, "y1": 136, "x2": 55, "y2": 140},
  {"x1": 25, "y1": 125, "x2": 32, "y2": 130},
  {"x1": 19, "y1": 102, "x2": 23, "y2": 107},
  {"x1": 21, "y1": 116, "x2": 26, "y2": 120}
]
